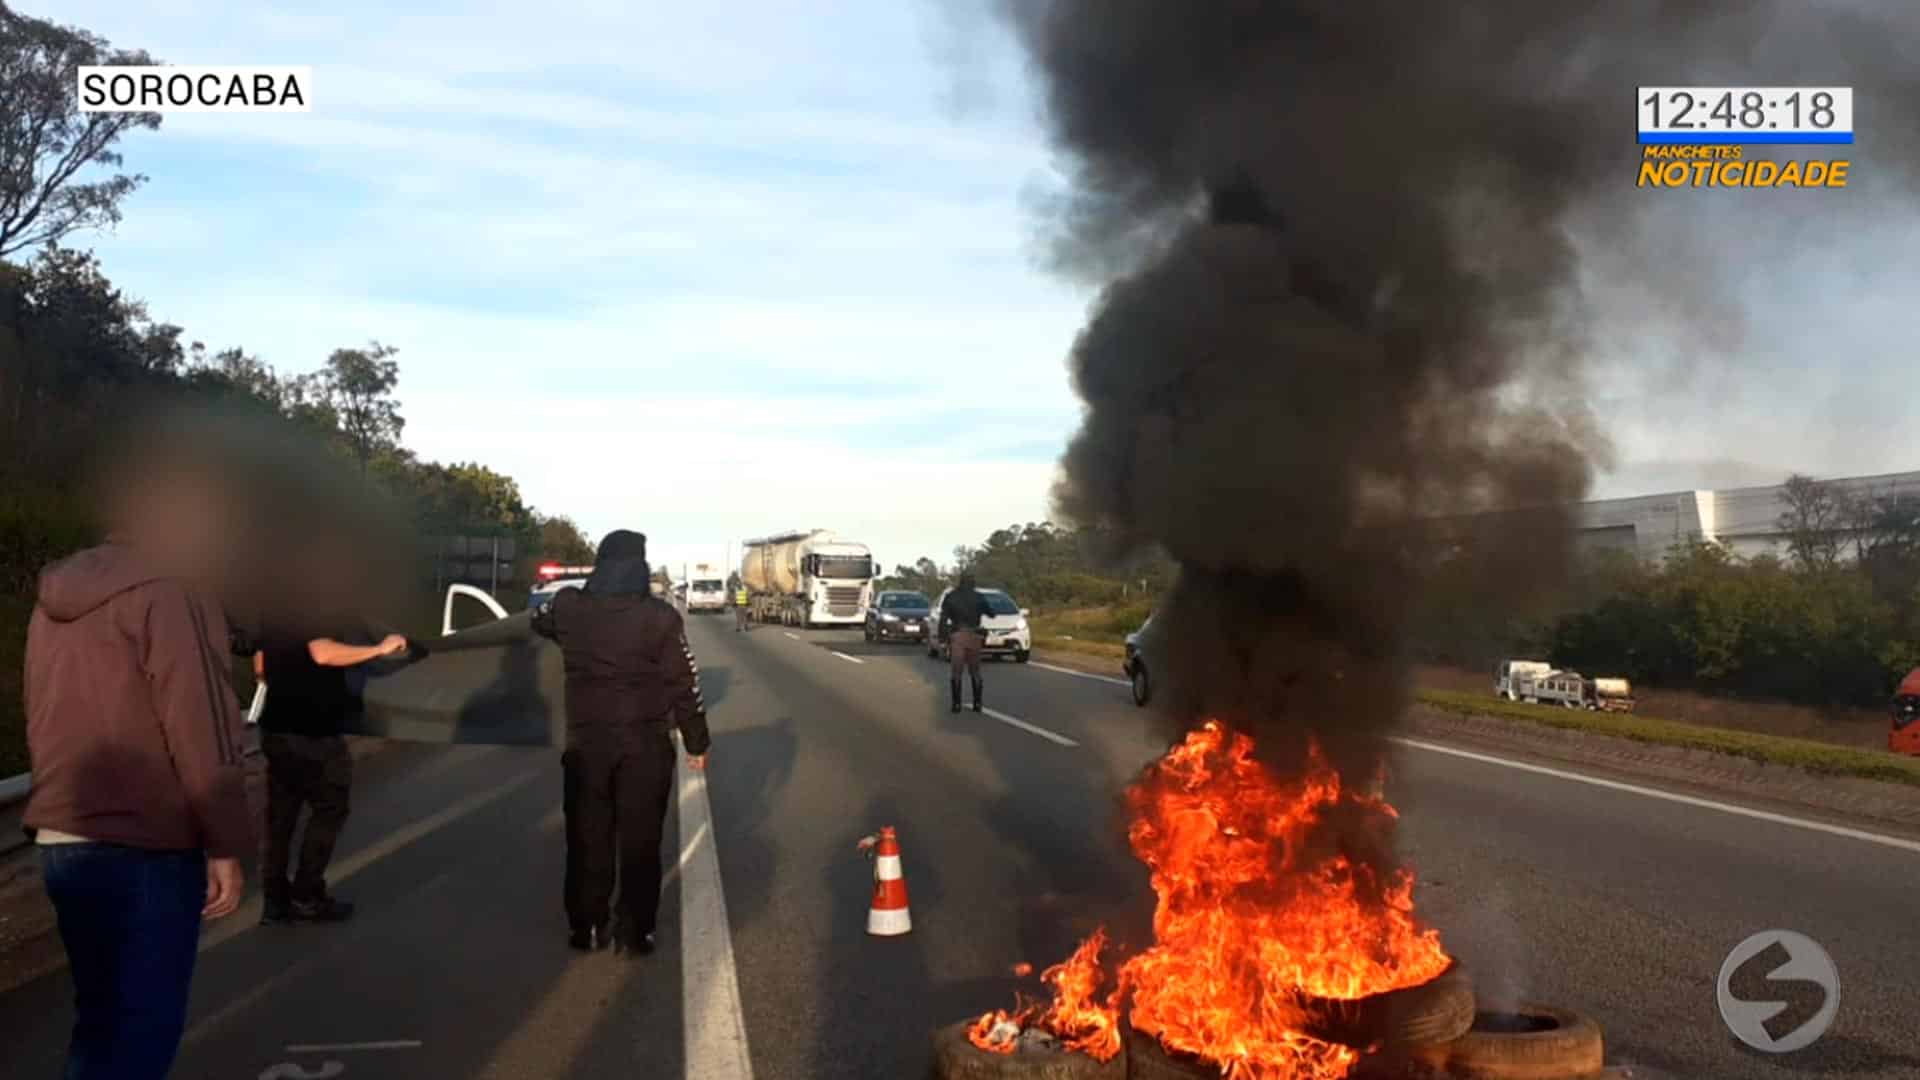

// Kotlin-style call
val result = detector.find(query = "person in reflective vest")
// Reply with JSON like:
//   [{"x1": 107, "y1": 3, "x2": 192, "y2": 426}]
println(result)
[{"x1": 734, "y1": 586, "x2": 752, "y2": 633}]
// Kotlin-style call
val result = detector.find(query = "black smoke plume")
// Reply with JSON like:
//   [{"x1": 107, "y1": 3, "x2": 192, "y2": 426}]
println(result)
[{"x1": 995, "y1": 0, "x2": 1920, "y2": 796}]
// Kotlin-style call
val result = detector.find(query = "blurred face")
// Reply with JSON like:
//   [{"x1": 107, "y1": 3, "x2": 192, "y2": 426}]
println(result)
[{"x1": 111, "y1": 458, "x2": 239, "y2": 585}]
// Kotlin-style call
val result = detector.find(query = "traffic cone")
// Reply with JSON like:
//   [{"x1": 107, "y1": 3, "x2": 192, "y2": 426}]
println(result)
[{"x1": 861, "y1": 826, "x2": 912, "y2": 936}]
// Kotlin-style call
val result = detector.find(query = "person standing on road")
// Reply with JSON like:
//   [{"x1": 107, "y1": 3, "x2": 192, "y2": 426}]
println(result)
[
  {"x1": 734, "y1": 582, "x2": 752, "y2": 633},
  {"x1": 251, "y1": 616, "x2": 410, "y2": 925},
  {"x1": 533, "y1": 529, "x2": 711, "y2": 954},
  {"x1": 22, "y1": 473, "x2": 254, "y2": 1079},
  {"x1": 940, "y1": 570, "x2": 988, "y2": 714}
]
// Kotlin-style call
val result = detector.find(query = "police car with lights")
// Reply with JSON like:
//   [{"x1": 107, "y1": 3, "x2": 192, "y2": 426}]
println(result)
[{"x1": 529, "y1": 562, "x2": 594, "y2": 611}]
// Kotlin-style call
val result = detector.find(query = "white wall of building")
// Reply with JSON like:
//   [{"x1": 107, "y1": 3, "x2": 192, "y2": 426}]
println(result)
[{"x1": 1574, "y1": 469, "x2": 1920, "y2": 562}]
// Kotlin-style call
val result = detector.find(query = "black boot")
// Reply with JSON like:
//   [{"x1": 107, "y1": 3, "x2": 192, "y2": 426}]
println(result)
[
  {"x1": 290, "y1": 893, "x2": 356, "y2": 923},
  {"x1": 260, "y1": 895, "x2": 293, "y2": 926},
  {"x1": 569, "y1": 923, "x2": 611, "y2": 952},
  {"x1": 972, "y1": 678, "x2": 984, "y2": 713},
  {"x1": 950, "y1": 680, "x2": 962, "y2": 713}
]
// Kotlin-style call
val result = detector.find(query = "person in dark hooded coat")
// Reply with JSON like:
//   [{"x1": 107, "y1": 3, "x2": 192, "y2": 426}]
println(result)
[{"x1": 532, "y1": 530, "x2": 710, "y2": 953}]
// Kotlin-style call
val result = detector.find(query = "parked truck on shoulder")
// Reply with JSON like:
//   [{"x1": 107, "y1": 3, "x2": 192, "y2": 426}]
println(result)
[
  {"x1": 1510, "y1": 668, "x2": 1637, "y2": 713},
  {"x1": 740, "y1": 529, "x2": 876, "y2": 628}
]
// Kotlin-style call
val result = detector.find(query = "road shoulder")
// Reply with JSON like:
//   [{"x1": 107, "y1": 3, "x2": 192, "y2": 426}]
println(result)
[
  {"x1": 0, "y1": 734, "x2": 391, "y2": 996},
  {"x1": 1032, "y1": 648, "x2": 1920, "y2": 835},
  {"x1": 1405, "y1": 704, "x2": 1920, "y2": 835}
]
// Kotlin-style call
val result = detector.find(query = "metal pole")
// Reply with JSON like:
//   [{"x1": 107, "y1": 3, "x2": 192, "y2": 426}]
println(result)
[{"x1": 490, "y1": 536, "x2": 499, "y2": 596}]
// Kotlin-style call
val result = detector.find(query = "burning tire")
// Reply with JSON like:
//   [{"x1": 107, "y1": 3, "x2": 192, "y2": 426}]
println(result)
[
  {"x1": 1123, "y1": 1029, "x2": 1222, "y2": 1080},
  {"x1": 1306, "y1": 959, "x2": 1477, "y2": 1055},
  {"x1": 1408, "y1": 1004, "x2": 1604, "y2": 1080},
  {"x1": 932, "y1": 1021, "x2": 1126, "y2": 1080}
]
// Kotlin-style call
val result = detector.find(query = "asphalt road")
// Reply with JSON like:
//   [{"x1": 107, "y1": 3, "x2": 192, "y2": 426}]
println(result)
[{"x1": 3, "y1": 615, "x2": 1918, "y2": 1080}]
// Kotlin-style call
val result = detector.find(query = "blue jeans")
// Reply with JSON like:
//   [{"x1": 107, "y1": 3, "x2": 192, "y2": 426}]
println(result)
[{"x1": 40, "y1": 844, "x2": 206, "y2": 1080}]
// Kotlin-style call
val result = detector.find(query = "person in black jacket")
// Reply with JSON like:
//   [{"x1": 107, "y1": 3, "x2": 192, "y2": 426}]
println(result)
[
  {"x1": 939, "y1": 571, "x2": 988, "y2": 714},
  {"x1": 532, "y1": 530, "x2": 710, "y2": 955},
  {"x1": 251, "y1": 616, "x2": 410, "y2": 926}
]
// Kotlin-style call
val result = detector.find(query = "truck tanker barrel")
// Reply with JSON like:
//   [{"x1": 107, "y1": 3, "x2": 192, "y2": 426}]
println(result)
[{"x1": 740, "y1": 529, "x2": 873, "y2": 629}]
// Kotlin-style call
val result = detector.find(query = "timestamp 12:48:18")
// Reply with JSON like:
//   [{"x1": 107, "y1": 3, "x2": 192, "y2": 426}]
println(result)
[{"x1": 1642, "y1": 90, "x2": 1836, "y2": 131}]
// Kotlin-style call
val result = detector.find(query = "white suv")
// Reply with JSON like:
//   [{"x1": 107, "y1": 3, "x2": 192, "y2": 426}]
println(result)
[{"x1": 928, "y1": 587, "x2": 1032, "y2": 663}]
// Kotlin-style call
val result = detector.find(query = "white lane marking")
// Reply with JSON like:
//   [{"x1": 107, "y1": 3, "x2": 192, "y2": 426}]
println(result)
[
  {"x1": 1031, "y1": 661, "x2": 1128, "y2": 686},
  {"x1": 1392, "y1": 736, "x2": 1920, "y2": 855},
  {"x1": 284, "y1": 1041, "x2": 421, "y2": 1053},
  {"x1": 679, "y1": 763, "x2": 756, "y2": 1080},
  {"x1": 783, "y1": 632, "x2": 799, "y2": 640},
  {"x1": 981, "y1": 707, "x2": 1079, "y2": 747},
  {"x1": 830, "y1": 651, "x2": 865, "y2": 665},
  {"x1": 663, "y1": 819, "x2": 710, "y2": 893}
]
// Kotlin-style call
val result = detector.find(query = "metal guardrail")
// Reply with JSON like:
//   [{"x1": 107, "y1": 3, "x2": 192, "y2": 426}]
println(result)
[{"x1": 0, "y1": 771, "x2": 28, "y2": 810}]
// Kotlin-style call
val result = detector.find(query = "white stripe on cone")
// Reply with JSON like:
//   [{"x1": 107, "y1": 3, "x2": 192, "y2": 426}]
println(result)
[
  {"x1": 868, "y1": 905, "x2": 912, "y2": 936},
  {"x1": 867, "y1": 835, "x2": 911, "y2": 936}
]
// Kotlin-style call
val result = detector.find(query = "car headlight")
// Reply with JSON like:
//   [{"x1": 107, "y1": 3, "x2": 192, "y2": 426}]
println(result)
[{"x1": 881, "y1": 612, "x2": 899, "y2": 622}]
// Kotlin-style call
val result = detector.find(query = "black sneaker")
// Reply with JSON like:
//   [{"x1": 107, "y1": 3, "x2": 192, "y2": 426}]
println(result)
[
  {"x1": 569, "y1": 924, "x2": 611, "y2": 952},
  {"x1": 622, "y1": 931, "x2": 657, "y2": 957},
  {"x1": 290, "y1": 895, "x2": 356, "y2": 923},
  {"x1": 260, "y1": 897, "x2": 294, "y2": 926}
]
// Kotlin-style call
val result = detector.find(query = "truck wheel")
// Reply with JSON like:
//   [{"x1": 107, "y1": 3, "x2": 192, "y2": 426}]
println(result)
[{"x1": 1131, "y1": 664, "x2": 1151, "y2": 707}]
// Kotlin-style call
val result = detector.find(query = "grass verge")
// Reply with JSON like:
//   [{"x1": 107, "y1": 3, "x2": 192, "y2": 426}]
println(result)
[
  {"x1": 1030, "y1": 605, "x2": 1143, "y2": 664},
  {"x1": 1034, "y1": 634, "x2": 1127, "y2": 661},
  {"x1": 1416, "y1": 689, "x2": 1920, "y2": 788}
]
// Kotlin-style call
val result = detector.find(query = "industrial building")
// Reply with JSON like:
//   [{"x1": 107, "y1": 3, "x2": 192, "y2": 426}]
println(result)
[{"x1": 1575, "y1": 469, "x2": 1920, "y2": 561}]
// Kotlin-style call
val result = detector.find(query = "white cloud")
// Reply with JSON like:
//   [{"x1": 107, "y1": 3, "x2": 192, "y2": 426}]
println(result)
[{"x1": 49, "y1": 0, "x2": 1920, "y2": 569}]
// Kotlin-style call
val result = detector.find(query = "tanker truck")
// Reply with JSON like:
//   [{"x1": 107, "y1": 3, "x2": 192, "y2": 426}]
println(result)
[{"x1": 741, "y1": 529, "x2": 876, "y2": 629}]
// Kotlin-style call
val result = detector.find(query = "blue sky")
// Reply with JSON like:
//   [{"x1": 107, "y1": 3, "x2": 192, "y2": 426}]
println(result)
[
  {"x1": 34, "y1": 2, "x2": 1920, "y2": 578},
  {"x1": 44, "y1": 0, "x2": 1090, "y2": 576}
]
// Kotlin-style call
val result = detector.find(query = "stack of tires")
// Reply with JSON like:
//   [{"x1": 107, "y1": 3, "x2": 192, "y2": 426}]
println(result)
[{"x1": 934, "y1": 961, "x2": 1616, "y2": 1078}]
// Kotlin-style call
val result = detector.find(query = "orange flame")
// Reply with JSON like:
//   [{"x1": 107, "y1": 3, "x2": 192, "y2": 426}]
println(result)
[
  {"x1": 978, "y1": 721, "x2": 1450, "y2": 1079},
  {"x1": 1036, "y1": 928, "x2": 1125, "y2": 1059}
]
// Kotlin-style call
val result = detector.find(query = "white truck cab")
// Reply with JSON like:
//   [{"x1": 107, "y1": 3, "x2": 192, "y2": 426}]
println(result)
[{"x1": 1494, "y1": 659, "x2": 1553, "y2": 701}]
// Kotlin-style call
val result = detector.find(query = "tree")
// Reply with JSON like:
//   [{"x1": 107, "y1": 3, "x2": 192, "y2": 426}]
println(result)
[
  {"x1": 1776, "y1": 473, "x2": 1848, "y2": 572},
  {"x1": 0, "y1": 5, "x2": 161, "y2": 256},
  {"x1": 536, "y1": 514, "x2": 594, "y2": 563},
  {"x1": 324, "y1": 341, "x2": 403, "y2": 474}
]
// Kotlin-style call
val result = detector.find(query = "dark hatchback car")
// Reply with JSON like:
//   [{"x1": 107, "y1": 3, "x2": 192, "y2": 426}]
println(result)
[
  {"x1": 865, "y1": 590, "x2": 932, "y2": 644},
  {"x1": 1123, "y1": 614, "x2": 1159, "y2": 707}
]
